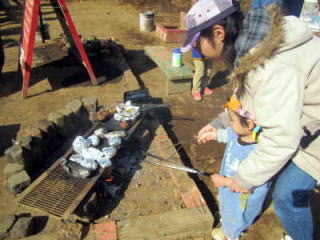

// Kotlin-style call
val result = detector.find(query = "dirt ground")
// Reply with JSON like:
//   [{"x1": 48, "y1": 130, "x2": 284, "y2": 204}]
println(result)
[{"x1": 0, "y1": 0, "x2": 319, "y2": 239}]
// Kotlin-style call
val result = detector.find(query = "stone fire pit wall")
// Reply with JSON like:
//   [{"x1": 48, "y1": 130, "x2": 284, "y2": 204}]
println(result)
[{"x1": 3, "y1": 98, "x2": 99, "y2": 196}]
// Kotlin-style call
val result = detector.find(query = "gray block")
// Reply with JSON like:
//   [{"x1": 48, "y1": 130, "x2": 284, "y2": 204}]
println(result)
[
  {"x1": 3, "y1": 163, "x2": 24, "y2": 178},
  {"x1": 0, "y1": 214, "x2": 16, "y2": 239},
  {"x1": 7, "y1": 171, "x2": 31, "y2": 195},
  {"x1": 4, "y1": 145, "x2": 23, "y2": 163},
  {"x1": 82, "y1": 98, "x2": 98, "y2": 112},
  {"x1": 9, "y1": 214, "x2": 32, "y2": 239}
]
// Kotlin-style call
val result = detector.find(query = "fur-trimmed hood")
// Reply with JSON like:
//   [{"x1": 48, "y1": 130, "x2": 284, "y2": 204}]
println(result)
[{"x1": 229, "y1": 4, "x2": 313, "y2": 91}]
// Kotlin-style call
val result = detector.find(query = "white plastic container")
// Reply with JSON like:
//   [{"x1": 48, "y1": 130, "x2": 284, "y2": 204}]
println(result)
[
  {"x1": 172, "y1": 48, "x2": 182, "y2": 67},
  {"x1": 300, "y1": 0, "x2": 320, "y2": 32},
  {"x1": 139, "y1": 11, "x2": 155, "y2": 32}
]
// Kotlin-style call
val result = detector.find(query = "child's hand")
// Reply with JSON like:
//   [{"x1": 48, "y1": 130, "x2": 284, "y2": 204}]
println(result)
[
  {"x1": 197, "y1": 124, "x2": 217, "y2": 144},
  {"x1": 210, "y1": 174, "x2": 232, "y2": 188}
]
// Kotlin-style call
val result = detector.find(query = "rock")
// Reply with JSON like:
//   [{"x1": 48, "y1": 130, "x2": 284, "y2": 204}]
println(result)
[
  {"x1": 0, "y1": 214, "x2": 16, "y2": 239},
  {"x1": 3, "y1": 163, "x2": 24, "y2": 178},
  {"x1": 82, "y1": 98, "x2": 98, "y2": 112},
  {"x1": 9, "y1": 214, "x2": 32, "y2": 239},
  {"x1": 89, "y1": 111, "x2": 99, "y2": 122},
  {"x1": 5, "y1": 145, "x2": 23, "y2": 163},
  {"x1": 65, "y1": 99, "x2": 83, "y2": 118},
  {"x1": 17, "y1": 135, "x2": 33, "y2": 150},
  {"x1": 7, "y1": 171, "x2": 31, "y2": 195},
  {"x1": 37, "y1": 119, "x2": 55, "y2": 133},
  {"x1": 48, "y1": 112, "x2": 65, "y2": 128}
]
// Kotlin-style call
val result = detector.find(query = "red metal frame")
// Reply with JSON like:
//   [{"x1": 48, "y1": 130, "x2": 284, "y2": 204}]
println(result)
[{"x1": 19, "y1": 0, "x2": 97, "y2": 98}]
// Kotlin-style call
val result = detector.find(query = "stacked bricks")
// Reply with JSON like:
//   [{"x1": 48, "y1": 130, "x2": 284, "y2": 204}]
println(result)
[
  {"x1": 155, "y1": 23, "x2": 187, "y2": 43},
  {"x1": 3, "y1": 98, "x2": 98, "y2": 196}
]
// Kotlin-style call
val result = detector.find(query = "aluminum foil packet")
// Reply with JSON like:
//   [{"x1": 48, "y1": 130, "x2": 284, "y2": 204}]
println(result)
[
  {"x1": 97, "y1": 157, "x2": 112, "y2": 168},
  {"x1": 94, "y1": 128, "x2": 106, "y2": 138},
  {"x1": 107, "y1": 137, "x2": 122, "y2": 148},
  {"x1": 87, "y1": 134, "x2": 100, "y2": 147},
  {"x1": 104, "y1": 131, "x2": 126, "y2": 139},
  {"x1": 81, "y1": 147, "x2": 104, "y2": 160},
  {"x1": 102, "y1": 147, "x2": 117, "y2": 158},
  {"x1": 114, "y1": 101, "x2": 140, "y2": 122},
  {"x1": 69, "y1": 154, "x2": 98, "y2": 170},
  {"x1": 72, "y1": 136, "x2": 91, "y2": 154}
]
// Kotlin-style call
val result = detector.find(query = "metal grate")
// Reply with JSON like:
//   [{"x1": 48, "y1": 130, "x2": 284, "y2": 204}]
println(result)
[
  {"x1": 19, "y1": 164, "x2": 90, "y2": 218},
  {"x1": 18, "y1": 123, "x2": 102, "y2": 220}
]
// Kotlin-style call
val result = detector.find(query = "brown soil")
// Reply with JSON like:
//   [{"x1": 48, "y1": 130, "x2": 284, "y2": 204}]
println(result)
[{"x1": 0, "y1": 0, "x2": 319, "y2": 239}]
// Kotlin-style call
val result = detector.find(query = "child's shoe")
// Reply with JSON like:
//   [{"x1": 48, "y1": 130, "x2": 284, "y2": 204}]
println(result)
[
  {"x1": 204, "y1": 87, "x2": 213, "y2": 95},
  {"x1": 192, "y1": 91, "x2": 202, "y2": 101},
  {"x1": 211, "y1": 227, "x2": 225, "y2": 240}
]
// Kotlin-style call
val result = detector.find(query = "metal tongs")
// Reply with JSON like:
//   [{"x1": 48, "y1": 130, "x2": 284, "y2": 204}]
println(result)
[{"x1": 140, "y1": 151, "x2": 212, "y2": 177}]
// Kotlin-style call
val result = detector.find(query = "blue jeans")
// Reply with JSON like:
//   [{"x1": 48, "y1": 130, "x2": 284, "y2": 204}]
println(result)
[
  {"x1": 251, "y1": 0, "x2": 304, "y2": 17},
  {"x1": 273, "y1": 161, "x2": 316, "y2": 240}
]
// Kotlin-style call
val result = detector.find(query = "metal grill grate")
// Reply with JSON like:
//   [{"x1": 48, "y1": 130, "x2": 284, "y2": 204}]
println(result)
[
  {"x1": 17, "y1": 123, "x2": 102, "y2": 220},
  {"x1": 19, "y1": 164, "x2": 90, "y2": 218}
]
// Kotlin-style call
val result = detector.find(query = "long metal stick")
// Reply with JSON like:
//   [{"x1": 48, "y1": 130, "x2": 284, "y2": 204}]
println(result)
[{"x1": 143, "y1": 152, "x2": 211, "y2": 177}]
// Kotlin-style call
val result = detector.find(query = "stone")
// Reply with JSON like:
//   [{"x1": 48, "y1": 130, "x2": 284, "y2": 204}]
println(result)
[
  {"x1": 25, "y1": 127, "x2": 43, "y2": 140},
  {"x1": 17, "y1": 135, "x2": 32, "y2": 150},
  {"x1": 48, "y1": 112, "x2": 65, "y2": 128},
  {"x1": 89, "y1": 111, "x2": 99, "y2": 122},
  {"x1": 37, "y1": 119, "x2": 54, "y2": 133},
  {"x1": 3, "y1": 163, "x2": 24, "y2": 178},
  {"x1": 9, "y1": 214, "x2": 32, "y2": 239},
  {"x1": 82, "y1": 98, "x2": 98, "y2": 112},
  {"x1": 5, "y1": 145, "x2": 23, "y2": 163},
  {"x1": 7, "y1": 171, "x2": 31, "y2": 195},
  {"x1": 0, "y1": 214, "x2": 16, "y2": 239},
  {"x1": 65, "y1": 99, "x2": 83, "y2": 116}
]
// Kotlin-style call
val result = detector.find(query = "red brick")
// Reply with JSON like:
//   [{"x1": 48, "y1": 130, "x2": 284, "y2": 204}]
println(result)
[
  {"x1": 155, "y1": 23, "x2": 187, "y2": 43},
  {"x1": 94, "y1": 221, "x2": 117, "y2": 240}
]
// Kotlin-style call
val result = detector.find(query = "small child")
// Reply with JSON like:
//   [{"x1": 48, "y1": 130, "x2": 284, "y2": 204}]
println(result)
[
  {"x1": 191, "y1": 47, "x2": 213, "y2": 101},
  {"x1": 210, "y1": 95, "x2": 271, "y2": 240}
]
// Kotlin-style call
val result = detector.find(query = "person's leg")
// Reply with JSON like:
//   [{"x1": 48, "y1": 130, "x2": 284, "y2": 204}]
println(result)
[
  {"x1": 192, "y1": 59, "x2": 205, "y2": 100},
  {"x1": 204, "y1": 59, "x2": 213, "y2": 95},
  {"x1": 272, "y1": 161, "x2": 316, "y2": 240},
  {"x1": 282, "y1": 0, "x2": 304, "y2": 17}
]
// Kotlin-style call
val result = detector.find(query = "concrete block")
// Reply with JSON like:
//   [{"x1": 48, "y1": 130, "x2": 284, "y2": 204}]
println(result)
[
  {"x1": 37, "y1": 119, "x2": 55, "y2": 133},
  {"x1": 17, "y1": 135, "x2": 33, "y2": 150},
  {"x1": 9, "y1": 214, "x2": 32, "y2": 239},
  {"x1": 0, "y1": 214, "x2": 16, "y2": 239},
  {"x1": 155, "y1": 23, "x2": 187, "y2": 43},
  {"x1": 48, "y1": 112, "x2": 65, "y2": 128},
  {"x1": 89, "y1": 111, "x2": 99, "y2": 122},
  {"x1": 7, "y1": 171, "x2": 31, "y2": 195},
  {"x1": 5, "y1": 145, "x2": 23, "y2": 163},
  {"x1": 82, "y1": 98, "x2": 98, "y2": 112},
  {"x1": 180, "y1": 189, "x2": 206, "y2": 208},
  {"x1": 3, "y1": 163, "x2": 24, "y2": 178}
]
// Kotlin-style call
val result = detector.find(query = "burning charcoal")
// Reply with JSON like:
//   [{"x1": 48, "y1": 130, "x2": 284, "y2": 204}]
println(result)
[
  {"x1": 94, "y1": 128, "x2": 106, "y2": 138},
  {"x1": 87, "y1": 135, "x2": 100, "y2": 147},
  {"x1": 72, "y1": 136, "x2": 91, "y2": 154},
  {"x1": 97, "y1": 157, "x2": 112, "y2": 168},
  {"x1": 107, "y1": 137, "x2": 122, "y2": 148},
  {"x1": 81, "y1": 147, "x2": 104, "y2": 160},
  {"x1": 104, "y1": 130, "x2": 126, "y2": 139},
  {"x1": 102, "y1": 147, "x2": 117, "y2": 158}
]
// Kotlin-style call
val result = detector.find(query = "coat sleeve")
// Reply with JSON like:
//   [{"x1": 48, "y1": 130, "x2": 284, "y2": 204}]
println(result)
[{"x1": 234, "y1": 64, "x2": 305, "y2": 189}]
